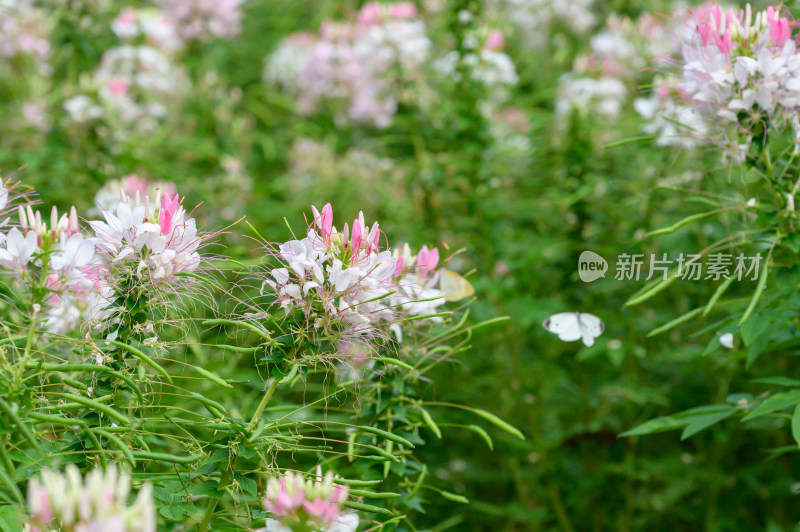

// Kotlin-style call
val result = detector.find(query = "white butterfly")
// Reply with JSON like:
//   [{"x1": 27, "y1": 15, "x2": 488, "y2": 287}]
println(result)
[
  {"x1": 543, "y1": 312, "x2": 605, "y2": 347},
  {"x1": 440, "y1": 269, "x2": 475, "y2": 301}
]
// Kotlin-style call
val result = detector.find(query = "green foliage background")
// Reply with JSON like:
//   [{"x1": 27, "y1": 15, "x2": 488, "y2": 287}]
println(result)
[{"x1": 4, "y1": 0, "x2": 800, "y2": 530}]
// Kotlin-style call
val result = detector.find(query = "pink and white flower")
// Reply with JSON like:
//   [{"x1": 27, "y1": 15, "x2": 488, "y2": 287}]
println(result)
[
  {"x1": 89, "y1": 188, "x2": 202, "y2": 284},
  {"x1": 257, "y1": 467, "x2": 358, "y2": 532},
  {"x1": 27, "y1": 465, "x2": 155, "y2": 532}
]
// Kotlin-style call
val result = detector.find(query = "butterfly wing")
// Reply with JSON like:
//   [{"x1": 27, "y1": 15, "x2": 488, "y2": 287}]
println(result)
[
  {"x1": 577, "y1": 313, "x2": 604, "y2": 347},
  {"x1": 441, "y1": 269, "x2": 475, "y2": 301},
  {"x1": 543, "y1": 313, "x2": 582, "y2": 342}
]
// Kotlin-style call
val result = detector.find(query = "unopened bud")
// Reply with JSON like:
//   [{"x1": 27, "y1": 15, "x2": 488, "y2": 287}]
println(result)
[
  {"x1": 18, "y1": 205, "x2": 27, "y2": 230},
  {"x1": 70, "y1": 206, "x2": 78, "y2": 232}
]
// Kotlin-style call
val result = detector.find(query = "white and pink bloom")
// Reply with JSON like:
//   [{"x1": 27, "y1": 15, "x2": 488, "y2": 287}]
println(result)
[
  {"x1": 91, "y1": 175, "x2": 177, "y2": 216},
  {"x1": 264, "y1": 3, "x2": 430, "y2": 128},
  {"x1": 6, "y1": 204, "x2": 101, "y2": 333},
  {"x1": 257, "y1": 468, "x2": 358, "y2": 532},
  {"x1": 266, "y1": 203, "x2": 397, "y2": 339},
  {"x1": 89, "y1": 188, "x2": 202, "y2": 284},
  {"x1": 64, "y1": 45, "x2": 188, "y2": 138},
  {"x1": 111, "y1": 6, "x2": 183, "y2": 52},
  {"x1": 156, "y1": 0, "x2": 244, "y2": 42},
  {"x1": 27, "y1": 465, "x2": 155, "y2": 532},
  {"x1": 646, "y1": 4, "x2": 800, "y2": 160},
  {"x1": 0, "y1": 3, "x2": 51, "y2": 75},
  {"x1": 262, "y1": 204, "x2": 456, "y2": 351}
]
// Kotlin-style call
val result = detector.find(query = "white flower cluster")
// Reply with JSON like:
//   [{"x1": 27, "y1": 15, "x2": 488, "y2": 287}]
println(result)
[
  {"x1": 157, "y1": 0, "x2": 245, "y2": 42},
  {"x1": 89, "y1": 188, "x2": 202, "y2": 287},
  {"x1": 264, "y1": 2, "x2": 430, "y2": 128},
  {"x1": 27, "y1": 465, "x2": 156, "y2": 532},
  {"x1": 267, "y1": 205, "x2": 397, "y2": 337},
  {"x1": 0, "y1": 179, "x2": 206, "y2": 337},
  {"x1": 556, "y1": 15, "x2": 644, "y2": 121},
  {"x1": 499, "y1": 0, "x2": 595, "y2": 49},
  {"x1": 639, "y1": 4, "x2": 800, "y2": 159},
  {"x1": 111, "y1": 6, "x2": 184, "y2": 53},
  {"x1": 264, "y1": 205, "x2": 456, "y2": 349},
  {"x1": 634, "y1": 78, "x2": 707, "y2": 149},
  {"x1": 0, "y1": 1, "x2": 51, "y2": 75},
  {"x1": 434, "y1": 29, "x2": 518, "y2": 101},
  {"x1": 0, "y1": 194, "x2": 100, "y2": 334},
  {"x1": 64, "y1": 44, "x2": 188, "y2": 136}
]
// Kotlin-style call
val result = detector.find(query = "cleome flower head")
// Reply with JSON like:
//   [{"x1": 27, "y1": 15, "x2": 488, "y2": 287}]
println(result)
[
  {"x1": 257, "y1": 467, "x2": 358, "y2": 532},
  {"x1": 648, "y1": 3, "x2": 800, "y2": 160},
  {"x1": 265, "y1": 203, "x2": 396, "y2": 341},
  {"x1": 27, "y1": 464, "x2": 155, "y2": 532},
  {"x1": 258, "y1": 204, "x2": 461, "y2": 358},
  {"x1": 89, "y1": 187, "x2": 202, "y2": 284}
]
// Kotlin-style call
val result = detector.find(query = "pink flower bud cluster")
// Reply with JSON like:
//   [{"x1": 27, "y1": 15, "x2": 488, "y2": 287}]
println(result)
[
  {"x1": 389, "y1": 242, "x2": 447, "y2": 341},
  {"x1": 27, "y1": 465, "x2": 156, "y2": 532},
  {"x1": 256, "y1": 468, "x2": 358, "y2": 532}
]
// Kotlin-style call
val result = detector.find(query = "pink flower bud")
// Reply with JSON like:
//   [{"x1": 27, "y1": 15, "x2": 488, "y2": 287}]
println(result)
[
  {"x1": 389, "y1": 2, "x2": 417, "y2": 19},
  {"x1": 358, "y1": 2, "x2": 382, "y2": 26},
  {"x1": 107, "y1": 78, "x2": 129, "y2": 95},
  {"x1": 485, "y1": 30, "x2": 504, "y2": 51},
  {"x1": 417, "y1": 245, "x2": 439, "y2": 278}
]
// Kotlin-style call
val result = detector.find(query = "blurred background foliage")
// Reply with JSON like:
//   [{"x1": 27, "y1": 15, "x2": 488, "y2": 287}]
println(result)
[{"x1": 4, "y1": 0, "x2": 800, "y2": 530}]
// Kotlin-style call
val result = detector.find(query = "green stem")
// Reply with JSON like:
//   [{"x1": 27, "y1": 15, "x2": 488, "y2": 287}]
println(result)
[
  {"x1": 13, "y1": 305, "x2": 39, "y2": 392},
  {"x1": 763, "y1": 148, "x2": 791, "y2": 235},
  {"x1": 0, "y1": 435, "x2": 15, "y2": 477},
  {"x1": 246, "y1": 377, "x2": 281, "y2": 432},
  {"x1": 198, "y1": 465, "x2": 231, "y2": 531}
]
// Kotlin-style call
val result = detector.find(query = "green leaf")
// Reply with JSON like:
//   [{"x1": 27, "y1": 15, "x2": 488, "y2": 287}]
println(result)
[
  {"x1": 792, "y1": 405, "x2": 800, "y2": 447},
  {"x1": 746, "y1": 321, "x2": 778, "y2": 370},
  {"x1": 238, "y1": 476, "x2": 258, "y2": 497},
  {"x1": 647, "y1": 307, "x2": 703, "y2": 337},
  {"x1": 619, "y1": 415, "x2": 686, "y2": 437},
  {"x1": 159, "y1": 505, "x2": 184, "y2": 521},
  {"x1": 742, "y1": 391, "x2": 800, "y2": 421},
  {"x1": 738, "y1": 257, "x2": 769, "y2": 326},
  {"x1": 0, "y1": 505, "x2": 23, "y2": 532},
  {"x1": 753, "y1": 377, "x2": 800, "y2": 387},
  {"x1": 681, "y1": 407, "x2": 735, "y2": 440}
]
